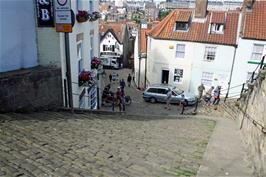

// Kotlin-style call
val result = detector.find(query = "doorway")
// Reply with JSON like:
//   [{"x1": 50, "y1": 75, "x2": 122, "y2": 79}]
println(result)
[{"x1": 161, "y1": 70, "x2": 169, "y2": 84}]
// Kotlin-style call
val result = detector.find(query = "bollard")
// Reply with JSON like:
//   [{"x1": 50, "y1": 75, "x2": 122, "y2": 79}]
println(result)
[{"x1": 194, "y1": 98, "x2": 199, "y2": 113}]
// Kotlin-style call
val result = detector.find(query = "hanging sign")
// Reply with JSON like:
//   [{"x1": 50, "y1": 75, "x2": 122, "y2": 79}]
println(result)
[
  {"x1": 36, "y1": 0, "x2": 54, "y2": 27},
  {"x1": 54, "y1": 0, "x2": 72, "y2": 32}
]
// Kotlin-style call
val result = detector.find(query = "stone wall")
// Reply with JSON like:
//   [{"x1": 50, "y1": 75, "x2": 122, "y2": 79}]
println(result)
[
  {"x1": 237, "y1": 68, "x2": 266, "y2": 177},
  {"x1": 0, "y1": 67, "x2": 63, "y2": 112}
]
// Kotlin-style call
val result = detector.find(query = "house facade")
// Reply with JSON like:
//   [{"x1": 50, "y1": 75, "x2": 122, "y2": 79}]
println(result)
[
  {"x1": 99, "y1": 22, "x2": 132, "y2": 67},
  {"x1": 37, "y1": 0, "x2": 100, "y2": 110},
  {"x1": 146, "y1": 0, "x2": 240, "y2": 96},
  {"x1": 230, "y1": 0, "x2": 266, "y2": 96}
]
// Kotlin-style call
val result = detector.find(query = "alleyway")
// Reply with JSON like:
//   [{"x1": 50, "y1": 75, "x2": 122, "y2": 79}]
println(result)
[{"x1": 100, "y1": 69, "x2": 195, "y2": 115}]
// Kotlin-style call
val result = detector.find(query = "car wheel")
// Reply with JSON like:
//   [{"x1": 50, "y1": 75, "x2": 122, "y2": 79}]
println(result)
[{"x1": 150, "y1": 97, "x2": 156, "y2": 103}]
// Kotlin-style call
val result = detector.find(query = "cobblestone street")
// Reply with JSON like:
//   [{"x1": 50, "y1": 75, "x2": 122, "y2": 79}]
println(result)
[
  {"x1": 0, "y1": 112, "x2": 215, "y2": 177},
  {"x1": 100, "y1": 69, "x2": 195, "y2": 115}
]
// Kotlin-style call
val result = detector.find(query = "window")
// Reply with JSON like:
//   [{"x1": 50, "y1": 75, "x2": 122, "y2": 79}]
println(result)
[
  {"x1": 77, "y1": 42, "x2": 83, "y2": 73},
  {"x1": 210, "y1": 23, "x2": 224, "y2": 34},
  {"x1": 174, "y1": 69, "x2": 183, "y2": 83},
  {"x1": 176, "y1": 44, "x2": 185, "y2": 58},
  {"x1": 103, "y1": 45, "x2": 115, "y2": 52},
  {"x1": 90, "y1": 36, "x2": 94, "y2": 59},
  {"x1": 175, "y1": 22, "x2": 189, "y2": 31},
  {"x1": 77, "y1": 0, "x2": 82, "y2": 11},
  {"x1": 204, "y1": 46, "x2": 216, "y2": 61},
  {"x1": 89, "y1": 0, "x2": 93, "y2": 12},
  {"x1": 147, "y1": 88, "x2": 158, "y2": 93},
  {"x1": 158, "y1": 89, "x2": 167, "y2": 94},
  {"x1": 251, "y1": 44, "x2": 264, "y2": 61},
  {"x1": 201, "y1": 72, "x2": 214, "y2": 87}
]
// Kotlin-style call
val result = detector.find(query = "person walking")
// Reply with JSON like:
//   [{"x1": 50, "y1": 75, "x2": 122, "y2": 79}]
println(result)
[
  {"x1": 165, "y1": 88, "x2": 172, "y2": 110},
  {"x1": 205, "y1": 86, "x2": 214, "y2": 105},
  {"x1": 116, "y1": 87, "x2": 122, "y2": 112},
  {"x1": 213, "y1": 86, "x2": 221, "y2": 105},
  {"x1": 127, "y1": 74, "x2": 132, "y2": 87},
  {"x1": 109, "y1": 74, "x2": 112, "y2": 83},
  {"x1": 197, "y1": 83, "x2": 205, "y2": 101}
]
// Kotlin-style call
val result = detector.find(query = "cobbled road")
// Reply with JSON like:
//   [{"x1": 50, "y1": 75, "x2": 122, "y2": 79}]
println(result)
[{"x1": 0, "y1": 112, "x2": 215, "y2": 177}]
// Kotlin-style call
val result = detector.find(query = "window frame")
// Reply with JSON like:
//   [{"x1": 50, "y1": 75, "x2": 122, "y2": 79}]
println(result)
[
  {"x1": 201, "y1": 72, "x2": 214, "y2": 87},
  {"x1": 204, "y1": 46, "x2": 217, "y2": 61},
  {"x1": 250, "y1": 44, "x2": 264, "y2": 61},
  {"x1": 77, "y1": 41, "x2": 83, "y2": 73},
  {"x1": 173, "y1": 68, "x2": 184, "y2": 83},
  {"x1": 175, "y1": 44, "x2": 185, "y2": 59}
]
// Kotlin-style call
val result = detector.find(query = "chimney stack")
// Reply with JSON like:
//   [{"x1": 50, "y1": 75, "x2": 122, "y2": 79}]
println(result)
[
  {"x1": 243, "y1": 0, "x2": 255, "y2": 10},
  {"x1": 195, "y1": 0, "x2": 208, "y2": 18}
]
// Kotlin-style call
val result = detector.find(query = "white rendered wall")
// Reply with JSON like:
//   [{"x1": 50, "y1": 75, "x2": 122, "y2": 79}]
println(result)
[
  {"x1": 0, "y1": 0, "x2": 38, "y2": 72},
  {"x1": 147, "y1": 37, "x2": 236, "y2": 95},
  {"x1": 230, "y1": 38, "x2": 266, "y2": 96},
  {"x1": 100, "y1": 32, "x2": 123, "y2": 55}
]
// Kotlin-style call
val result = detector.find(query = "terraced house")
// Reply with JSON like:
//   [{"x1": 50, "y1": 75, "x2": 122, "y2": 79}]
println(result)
[
  {"x1": 146, "y1": 0, "x2": 240, "y2": 95},
  {"x1": 230, "y1": 0, "x2": 266, "y2": 95}
]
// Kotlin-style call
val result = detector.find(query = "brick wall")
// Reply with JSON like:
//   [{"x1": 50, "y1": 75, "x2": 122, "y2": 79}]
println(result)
[
  {"x1": 0, "y1": 67, "x2": 63, "y2": 112},
  {"x1": 237, "y1": 68, "x2": 266, "y2": 177}
]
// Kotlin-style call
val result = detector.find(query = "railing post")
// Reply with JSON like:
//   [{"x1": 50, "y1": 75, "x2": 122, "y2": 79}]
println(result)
[
  {"x1": 241, "y1": 83, "x2": 245, "y2": 95},
  {"x1": 251, "y1": 71, "x2": 255, "y2": 82},
  {"x1": 260, "y1": 55, "x2": 265, "y2": 69},
  {"x1": 224, "y1": 92, "x2": 228, "y2": 103}
]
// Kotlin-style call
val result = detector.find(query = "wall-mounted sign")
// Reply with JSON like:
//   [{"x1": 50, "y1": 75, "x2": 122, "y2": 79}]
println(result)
[
  {"x1": 54, "y1": 0, "x2": 72, "y2": 32},
  {"x1": 36, "y1": 0, "x2": 54, "y2": 27}
]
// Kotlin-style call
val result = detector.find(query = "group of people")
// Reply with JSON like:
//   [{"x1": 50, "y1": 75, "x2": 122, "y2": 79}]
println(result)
[
  {"x1": 103, "y1": 73, "x2": 133, "y2": 111},
  {"x1": 198, "y1": 84, "x2": 221, "y2": 106}
]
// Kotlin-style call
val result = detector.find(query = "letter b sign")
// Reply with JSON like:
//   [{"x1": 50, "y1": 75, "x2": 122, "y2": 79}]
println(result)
[{"x1": 36, "y1": 0, "x2": 54, "y2": 27}]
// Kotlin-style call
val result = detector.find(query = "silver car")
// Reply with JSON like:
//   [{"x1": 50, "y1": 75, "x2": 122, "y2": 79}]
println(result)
[{"x1": 143, "y1": 84, "x2": 197, "y2": 105}]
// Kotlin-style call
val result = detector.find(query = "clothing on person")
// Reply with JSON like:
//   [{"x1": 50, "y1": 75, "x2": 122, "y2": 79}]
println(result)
[
  {"x1": 197, "y1": 84, "x2": 205, "y2": 101},
  {"x1": 120, "y1": 79, "x2": 126, "y2": 90},
  {"x1": 116, "y1": 87, "x2": 122, "y2": 111},
  {"x1": 213, "y1": 86, "x2": 221, "y2": 105},
  {"x1": 165, "y1": 89, "x2": 172, "y2": 110},
  {"x1": 127, "y1": 74, "x2": 132, "y2": 87},
  {"x1": 109, "y1": 74, "x2": 112, "y2": 83},
  {"x1": 204, "y1": 86, "x2": 214, "y2": 105}
]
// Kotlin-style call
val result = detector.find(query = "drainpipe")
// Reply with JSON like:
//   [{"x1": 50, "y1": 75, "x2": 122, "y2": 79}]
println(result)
[
  {"x1": 225, "y1": 45, "x2": 237, "y2": 102},
  {"x1": 65, "y1": 33, "x2": 73, "y2": 112},
  {"x1": 138, "y1": 23, "x2": 141, "y2": 89},
  {"x1": 144, "y1": 34, "x2": 148, "y2": 89}
]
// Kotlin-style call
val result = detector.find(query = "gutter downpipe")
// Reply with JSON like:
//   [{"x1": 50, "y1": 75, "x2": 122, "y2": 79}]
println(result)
[
  {"x1": 138, "y1": 24, "x2": 141, "y2": 89},
  {"x1": 144, "y1": 34, "x2": 148, "y2": 89},
  {"x1": 225, "y1": 45, "x2": 237, "y2": 102}
]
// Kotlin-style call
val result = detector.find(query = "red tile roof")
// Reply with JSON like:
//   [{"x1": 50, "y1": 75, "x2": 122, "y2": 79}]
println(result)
[
  {"x1": 99, "y1": 22, "x2": 126, "y2": 43},
  {"x1": 176, "y1": 11, "x2": 192, "y2": 22},
  {"x1": 140, "y1": 29, "x2": 149, "y2": 53},
  {"x1": 149, "y1": 9, "x2": 240, "y2": 46},
  {"x1": 211, "y1": 12, "x2": 225, "y2": 24},
  {"x1": 242, "y1": 1, "x2": 266, "y2": 40}
]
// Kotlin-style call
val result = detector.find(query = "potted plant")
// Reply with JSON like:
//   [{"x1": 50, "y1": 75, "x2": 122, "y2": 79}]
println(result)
[
  {"x1": 78, "y1": 70, "x2": 92, "y2": 86},
  {"x1": 91, "y1": 57, "x2": 102, "y2": 69},
  {"x1": 76, "y1": 10, "x2": 89, "y2": 23}
]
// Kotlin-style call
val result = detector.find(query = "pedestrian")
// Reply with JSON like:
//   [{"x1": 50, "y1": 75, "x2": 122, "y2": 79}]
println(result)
[
  {"x1": 180, "y1": 94, "x2": 186, "y2": 114},
  {"x1": 197, "y1": 83, "x2": 205, "y2": 101},
  {"x1": 127, "y1": 74, "x2": 132, "y2": 87},
  {"x1": 109, "y1": 74, "x2": 112, "y2": 83},
  {"x1": 116, "y1": 87, "x2": 122, "y2": 111},
  {"x1": 165, "y1": 88, "x2": 172, "y2": 110},
  {"x1": 204, "y1": 86, "x2": 214, "y2": 106},
  {"x1": 120, "y1": 79, "x2": 126, "y2": 90},
  {"x1": 213, "y1": 86, "x2": 221, "y2": 105}
]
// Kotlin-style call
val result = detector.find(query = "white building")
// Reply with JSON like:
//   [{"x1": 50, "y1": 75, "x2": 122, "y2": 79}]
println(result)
[
  {"x1": 0, "y1": 0, "x2": 38, "y2": 72},
  {"x1": 230, "y1": 0, "x2": 266, "y2": 96},
  {"x1": 37, "y1": 0, "x2": 100, "y2": 109},
  {"x1": 146, "y1": 0, "x2": 240, "y2": 96}
]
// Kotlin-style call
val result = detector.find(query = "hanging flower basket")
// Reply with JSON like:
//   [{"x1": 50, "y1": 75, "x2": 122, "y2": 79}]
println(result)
[
  {"x1": 91, "y1": 57, "x2": 102, "y2": 69},
  {"x1": 89, "y1": 12, "x2": 101, "y2": 21},
  {"x1": 78, "y1": 70, "x2": 93, "y2": 86},
  {"x1": 76, "y1": 10, "x2": 89, "y2": 23}
]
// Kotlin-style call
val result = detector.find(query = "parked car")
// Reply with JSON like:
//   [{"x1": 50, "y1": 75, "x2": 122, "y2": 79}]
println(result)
[{"x1": 143, "y1": 84, "x2": 197, "y2": 105}]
